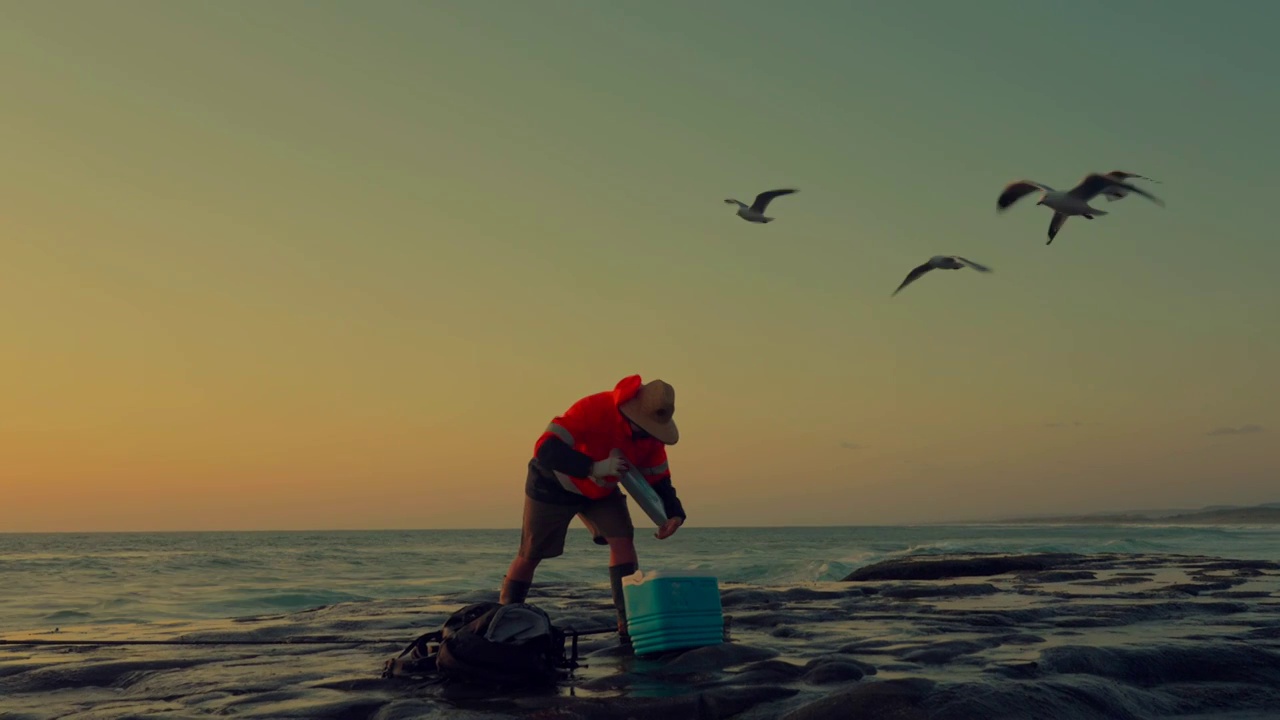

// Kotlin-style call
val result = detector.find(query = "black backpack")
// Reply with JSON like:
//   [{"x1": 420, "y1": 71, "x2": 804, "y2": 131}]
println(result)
[{"x1": 382, "y1": 602, "x2": 570, "y2": 688}]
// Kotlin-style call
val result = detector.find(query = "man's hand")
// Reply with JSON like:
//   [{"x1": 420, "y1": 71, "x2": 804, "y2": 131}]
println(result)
[
  {"x1": 655, "y1": 516, "x2": 683, "y2": 540},
  {"x1": 590, "y1": 455, "x2": 630, "y2": 480}
]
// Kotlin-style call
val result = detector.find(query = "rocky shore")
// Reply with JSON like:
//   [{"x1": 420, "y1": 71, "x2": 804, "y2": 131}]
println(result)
[{"x1": 3, "y1": 552, "x2": 1279, "y2": 719}]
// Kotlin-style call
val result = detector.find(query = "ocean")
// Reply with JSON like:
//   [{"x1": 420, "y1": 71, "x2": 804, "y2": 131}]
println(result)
[{"x1": 3, "y1": 523, "x2": 1277, "y2": 636}]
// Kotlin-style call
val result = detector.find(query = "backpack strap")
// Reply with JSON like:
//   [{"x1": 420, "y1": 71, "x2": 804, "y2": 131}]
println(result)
[
  {"x1": 445, "y1": 602, "x2": 503, "y2": 638},
  {"x1": 399, "y1": 629, "x2": 443, "y2": 659},
  {"x1": 558, "y1": 624, "x2": 618, "y2": 670},
  {"x1": 380, "y1": 629, "x2": 444, "y2": 679}
]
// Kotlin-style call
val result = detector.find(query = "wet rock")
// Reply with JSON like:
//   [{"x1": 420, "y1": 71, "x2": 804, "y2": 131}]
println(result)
[
  {"x1": 730, "y1": 611, "x2": 792, "y2": 628},
  {"x1": 898, "y1": 639, "x2": 998, "y2": 665},
  {"x1": 650, "y1": 643, "x2": 780, "y2": 676},
  {"x1": 778, "y1": 587, "x2": 847, "y2": 602},
  {"x1": 575, "y1": 671, "x2": 644, "y2": 692},
  {"x1": 984, "y1": 660, "x2": 1041, "y2": 679},
  {"x1": 781, "y1": 678, "x2": 935, "y2": 720},
  {"x1": 770, "y1": 626, "x2": 814, "y2": 639},
  {"x1": 908, "y1": 622, "x2": 971, "y2": 636},
  {"x1": 1053, "y1": 617, "x2": 1113, "y2": 628},
  {"x1": 1189, "y1": 573, "x2": 1246, "y2": 584},
  {"x1": 711, "y1": 658, "x2": 807, "y2": 685},
  {"x1": 926, "y1": 676, "x2": 1159, "y2": 720},
  {"x1": 539, "y1": 686, "x2": 798, "y2": 720},
  {"x1": 1, "y1": 658, "x2": 206, "y2": 693},
  {"x1": 1051, "y1": 600, "x2": 1248, "y2": 628},
  {"x1": 1037, "y1": 643, "x2": 1280, "y2": 686},
  {"x1": 719, "y1": 589, "x2": 778, "y2": 609},
  {"x1": 1188, "y1": 560, "x2": 1280, "y2": 572},
  {"x1": 995, "y1": 632, "x2": 1046, "y2": 645},
  {"x1": 843, "y1": 553, "x2": 1085, "y2": 582},
  {"x1": 1159, "y1": 682, "x2": 1280, "y2": 717},
  {"x1": 1019, "y1": 570, "x2": 1097, "y2": 583},
  {"x1": 805, "y1": 655, "x2": 877, "y2": 675},
  {"x1": 836, "y1": 638, "x2": 896, "y2": 654},
  {"x1": 1072, "y1": 576, "x2": 1151, "y2": 586},
  {"x1": 934, "y1": 608, "x2": 1056, "y2": 627},
  {"x1": 370, "y1": 700, "x2": 471, "y2": 720},
  {"x1": 1160, "y1": 579, "x2": 1242, "y2": 595},
  {"x1": 0, "y1": 662, "x2": 44, "y2": 680},
  {"x1": 879, "y1": 583, "x2": 999, "y2": 600},
  {"x1": 740, "y1": 659, "x2": 808, "y2": 679},
  {"x1": 238, "y1": 696, "x2": 388, "y2": 719},
  {"x1": 877, "y1": 662, "x2": 926, "y2": 673},
  {"x1": 307, "y1": 676, "x2": 398, "y2": 692},
  {"x1": 1244, "y1": 626, "x2": 1280, "y2": 640},
  {"x1": 803, "y1": 661, "x2": 865, "y2": 684},
  {"x1": 704, "y1": 686, "x2": 801, "y2": 716}
]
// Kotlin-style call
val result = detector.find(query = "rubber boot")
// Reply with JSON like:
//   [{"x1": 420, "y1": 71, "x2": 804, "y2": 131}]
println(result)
[
  {"x1": 499, "y1": 577, "x2": 531, "y2": 605},
  {"x1": 609, "y1": 562, "x2": 638, "y2": 646}
]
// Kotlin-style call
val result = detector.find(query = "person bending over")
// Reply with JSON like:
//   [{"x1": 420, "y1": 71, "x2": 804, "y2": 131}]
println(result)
[{"x1": 499, "y1": 374, "x2": 687, "y2": 644}]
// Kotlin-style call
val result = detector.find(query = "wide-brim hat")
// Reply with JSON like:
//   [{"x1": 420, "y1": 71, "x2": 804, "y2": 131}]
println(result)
[{"x1": 619, "y1": 379, "x2": 679, "y2": 445}]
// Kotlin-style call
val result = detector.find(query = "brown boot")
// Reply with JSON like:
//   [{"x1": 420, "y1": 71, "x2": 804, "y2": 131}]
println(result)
[{"x1": 499, "y1": 577, "x2": 531, "y2": 605}]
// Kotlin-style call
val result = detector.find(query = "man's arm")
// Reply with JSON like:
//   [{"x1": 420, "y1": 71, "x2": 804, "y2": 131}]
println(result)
[
  {"x1": 534, "y1": 435, "x2": 594, "y2": 478},
  {"x1": 637, "y1": 446, "x2": 686, "y2": 521},
  {"x1": 651, "y1": 476, "x2": 687, "y2": 521},
  {"x1": 532, "y1": 395, "x2": 602, "y2": 478}
]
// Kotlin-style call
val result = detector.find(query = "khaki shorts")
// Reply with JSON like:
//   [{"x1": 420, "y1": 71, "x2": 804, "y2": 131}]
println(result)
[{"x1": 519, "y1": 491, "x2": 634, "y2": 560}]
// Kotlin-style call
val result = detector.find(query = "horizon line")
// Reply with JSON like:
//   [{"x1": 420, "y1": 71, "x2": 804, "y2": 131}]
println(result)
[{"x1": 3, "y1": 518, "x2": 1263, "y2": 535}]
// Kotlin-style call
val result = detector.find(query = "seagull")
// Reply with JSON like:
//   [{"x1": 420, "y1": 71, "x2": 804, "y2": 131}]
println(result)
[
  {"x1": 724, "y1": 188, "x2": 797, "y2": 223},
  {"x1": 1100, "y1": 170, "x2": 1161, "y2": 202},
  {"x1": 892, "y1": 255, "x2": 993, "y2": 297},
  {"x1": 996, "y1": 172, "x2": 1165, "y2": 245}
]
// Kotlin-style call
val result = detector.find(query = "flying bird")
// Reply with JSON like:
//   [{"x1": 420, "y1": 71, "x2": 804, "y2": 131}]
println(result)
[
  {"x1": 724, "y1": 188, "x2": 798, "y2": 223},
  {"x1": 996, "y1": 172, "x2": 1165, "y2": 245},
  {"x1": 892, "y1": 255, "x2": 993, "y2": 297},
  {"x1": 1100, "y1": 170, "x2": 1161, "y2": 202}
]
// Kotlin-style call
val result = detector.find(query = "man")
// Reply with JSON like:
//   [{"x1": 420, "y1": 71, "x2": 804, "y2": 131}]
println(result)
[{"x1": 499, "y1": 374, "x2": 687, "y2": 644}]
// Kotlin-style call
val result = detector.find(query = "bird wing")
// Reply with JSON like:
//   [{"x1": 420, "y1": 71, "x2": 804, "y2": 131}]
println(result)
[
  {"x1": 892, "y1": 262, "x2": 935, "y2": 296},
  {"x1": 1112, "y1": 180, "x2": 1164, "y2": 206},
  {"x1": 1103, "y1": 171, "x2": 1162, "y2": 200},
  {"x1": 1073, "y1": 172, "x2": 1165, "y2": 206},
  {"x1": 996, "y1": 180, "x2": 1052, "y2": 211},
  {"x1": 1067, "y1": 173, "x2": 1121, "y2": 201},
  {"x1": 1106, "y1": 170, "x2": 1160, "y2": 184},
  {"x1": 1047, "y1": 211, "x2": 1068, "y2": 244},
  {"x1": 749, "y1": 188, "x2": 797, "y2": 212},
  {"x1": 1071, "y1": 173, "x2": 1165, "y2": 206},
  {"x1": 954, "y1": 256, "x2": 993, "y2": 273}
]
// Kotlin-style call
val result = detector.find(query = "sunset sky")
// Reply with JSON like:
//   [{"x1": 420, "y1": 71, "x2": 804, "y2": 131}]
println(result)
[{"x1": 3, "y1": 0, "x2": 1276, "y2": 532}]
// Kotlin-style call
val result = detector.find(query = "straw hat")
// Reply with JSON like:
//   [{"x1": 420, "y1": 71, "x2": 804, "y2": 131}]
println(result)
[{"x1": 619, "y1": 379, "x2": 679, "y2": 445}]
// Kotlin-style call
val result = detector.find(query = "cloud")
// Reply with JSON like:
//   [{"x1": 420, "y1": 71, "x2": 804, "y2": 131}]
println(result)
[
  {"x1": 1207, "y1": 424, "x2": 1264, "y2": 437},
  {"x1": 839, "y1": 441, "x2": 862, "y2": 450}
]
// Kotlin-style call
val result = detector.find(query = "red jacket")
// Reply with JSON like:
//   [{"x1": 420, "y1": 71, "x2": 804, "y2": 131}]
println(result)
[{"x1": 533, "y1": 375, "x2": 672, "y2": 500}]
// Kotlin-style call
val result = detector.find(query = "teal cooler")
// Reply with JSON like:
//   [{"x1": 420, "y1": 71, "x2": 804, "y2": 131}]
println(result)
[{"x1": 622, "y1": 569, "x2": 724, "y2": 655}]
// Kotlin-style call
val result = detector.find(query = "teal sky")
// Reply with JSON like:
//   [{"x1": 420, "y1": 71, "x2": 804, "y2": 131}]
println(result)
[{"x1": 2, "y1": 1, "x2": 1276, "y2": 531}]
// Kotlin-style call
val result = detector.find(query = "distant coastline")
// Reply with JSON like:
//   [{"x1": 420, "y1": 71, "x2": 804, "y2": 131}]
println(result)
[{"x1": 977, "y1": 502, "x2": 1280, "y2": 526}]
